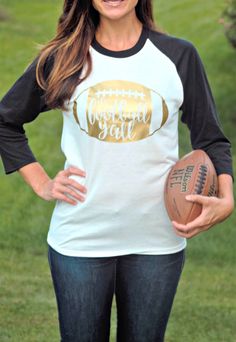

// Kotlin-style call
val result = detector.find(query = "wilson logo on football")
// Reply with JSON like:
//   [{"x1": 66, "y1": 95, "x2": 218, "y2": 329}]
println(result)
[{"x1": 72, "y1": 80, "x2": 169, "y2": 143}]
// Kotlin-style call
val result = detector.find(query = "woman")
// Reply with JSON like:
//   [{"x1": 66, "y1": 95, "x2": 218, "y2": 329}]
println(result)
[{"x1": 0, "y1": 0, "x2": 234, "y2": 341}]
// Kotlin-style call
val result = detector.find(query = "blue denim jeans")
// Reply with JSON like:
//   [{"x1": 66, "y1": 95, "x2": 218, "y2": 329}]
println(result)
[{"x1": 47, "y1": 245, "x2": 185, "y2": 342}]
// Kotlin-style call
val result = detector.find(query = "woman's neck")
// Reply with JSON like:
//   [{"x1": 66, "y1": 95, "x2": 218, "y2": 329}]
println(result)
[{"x1": 95, "y1": 16, "x2": 143, "y2": 51}]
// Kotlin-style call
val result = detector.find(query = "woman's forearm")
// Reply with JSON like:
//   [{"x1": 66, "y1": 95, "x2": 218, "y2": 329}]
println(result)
[
  {"x1": 217, "y1": 173, "x2": 234, "y2": 216},
  {"x1": 18, "y1": 162, "x2": 52, "y2": 197},
  {"x1": 217, "y1": 174, "x2": 234, "y2": 200}
]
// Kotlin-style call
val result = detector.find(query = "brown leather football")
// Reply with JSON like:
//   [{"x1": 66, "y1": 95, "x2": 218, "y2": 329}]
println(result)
[{"x1": 164, "y1": 149, "x2": 218, "y2": 224}]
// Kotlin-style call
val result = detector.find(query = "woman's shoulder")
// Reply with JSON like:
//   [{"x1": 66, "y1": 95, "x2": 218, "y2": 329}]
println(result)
[{"x1": 147, "y1": 27, "x2": 198, "y2": 58}]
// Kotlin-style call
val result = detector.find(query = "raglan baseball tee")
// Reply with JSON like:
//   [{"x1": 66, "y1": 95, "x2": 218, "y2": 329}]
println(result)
[{"x1": 0, "y1": 26, "x2": 233, "y2": 257}]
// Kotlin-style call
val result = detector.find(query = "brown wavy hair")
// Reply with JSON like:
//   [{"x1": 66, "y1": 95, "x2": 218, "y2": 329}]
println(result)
[{"x1": 36, "y1": 0, "x2": 158, "y2": 111}]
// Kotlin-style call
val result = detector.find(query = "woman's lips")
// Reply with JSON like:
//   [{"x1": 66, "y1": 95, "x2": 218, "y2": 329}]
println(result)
[{"x1": 103, "y1": 0, "x2": 124, "y2": 7}]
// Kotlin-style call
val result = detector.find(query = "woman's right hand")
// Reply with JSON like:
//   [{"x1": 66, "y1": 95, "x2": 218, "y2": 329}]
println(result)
[{"x1": 38, "y1": 166, "x2": 87, "y2": 205}]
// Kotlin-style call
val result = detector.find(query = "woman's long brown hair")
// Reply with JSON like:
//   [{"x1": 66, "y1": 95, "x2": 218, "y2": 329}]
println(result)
[{"x1": 36, "y1": 0, "x2": 158, "y2": 111}]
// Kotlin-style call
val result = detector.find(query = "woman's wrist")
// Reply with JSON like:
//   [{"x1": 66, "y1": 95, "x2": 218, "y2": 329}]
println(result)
[
  {"x1": 35, "y1": 178, "x2": 53, "y2": 200},
  {"x1": 217, "y1": 174, "x2": 234, "y2": 212},
  {"x1": 18, "y1": 162, "x2": 52, "y2": 198},
  {"x1": 217, "y1": 174, "x2": 233, "y2": 196}
]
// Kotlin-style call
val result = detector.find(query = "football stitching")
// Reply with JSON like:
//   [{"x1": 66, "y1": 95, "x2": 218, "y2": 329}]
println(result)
[
  {"x1": 194, "y1": 165, "x2": 207, "y2": 194},
  {"x1": 95, "y1": 89, "x2": 146, "y2": 99}
]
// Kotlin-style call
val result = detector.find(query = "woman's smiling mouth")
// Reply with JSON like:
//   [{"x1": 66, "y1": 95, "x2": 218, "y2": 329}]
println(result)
[{"x1": 103, "y1": 0, "x2": 125, "y2": 7}]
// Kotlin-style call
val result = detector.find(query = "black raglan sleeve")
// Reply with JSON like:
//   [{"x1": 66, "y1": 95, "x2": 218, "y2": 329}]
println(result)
[
  {"x1": 0, "y1": 56, "x2": 51, "y2": 174},
  {"x1": 179, "y1": 43, "x2": 234, "y2": 180}
]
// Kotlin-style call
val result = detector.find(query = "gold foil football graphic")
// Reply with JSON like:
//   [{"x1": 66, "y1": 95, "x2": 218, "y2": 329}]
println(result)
[{"x1": 72, "y1": 80, "x2": 169, "y2": 143}]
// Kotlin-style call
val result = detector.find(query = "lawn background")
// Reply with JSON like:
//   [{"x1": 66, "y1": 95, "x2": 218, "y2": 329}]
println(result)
[{"x1": 0, "y1": 0, "x2": 235, "y2": 341}]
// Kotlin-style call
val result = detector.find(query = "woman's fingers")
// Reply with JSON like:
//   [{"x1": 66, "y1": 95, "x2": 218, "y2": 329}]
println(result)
[
  {"x1": 45, "y1": 166, "x2": 88, "y2": 204},
  {"x1": 59, "y1": 167, "x2": 87, "y2": 193},
  {"x1": 52, "y1": 191, "x2": 78, "y2": 206},
  {"x1": 172, "y1": 227, "x2": 198, "y2": 239},
  {"x1": 172, "y1": 214, "x2": 209, "y2": 231},
  {"x1": 172, "y1": 195, "x2": 218, "y2": 238},
  {"x1": 56, "y1": 184, "x2": 86, "y2": 202},
  {"x1": 172, "y1": 221, "x2": 211, "y2": 239},
  {"x1": 172, "y1": 207, "x2": 214, "y2": 238},
  {"x1": 63, "y1": 166, "x2": 86, "y2": 178},
  {"x1": 62, "y1": 177, "x2": 87, "y2": 194},
  {"x1": 185, "y1": 194, "x2": 211, "y2": 205}
]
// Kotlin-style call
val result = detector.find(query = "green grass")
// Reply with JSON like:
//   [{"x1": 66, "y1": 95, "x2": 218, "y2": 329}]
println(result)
[{"x1": 0, "y1": 0, "x2": 236, "y2": 341}]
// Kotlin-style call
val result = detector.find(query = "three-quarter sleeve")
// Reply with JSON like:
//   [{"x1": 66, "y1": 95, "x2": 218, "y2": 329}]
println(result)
[
  {"x1": 0, "y1": 56, "x2": 51, "y2": 174},
  {"x1": 179, "y1": 43, "x2": 234, "y2": 180}
]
